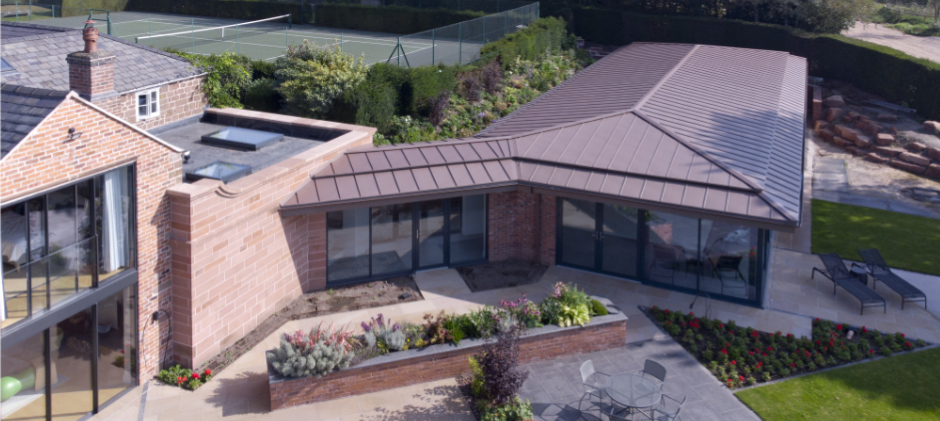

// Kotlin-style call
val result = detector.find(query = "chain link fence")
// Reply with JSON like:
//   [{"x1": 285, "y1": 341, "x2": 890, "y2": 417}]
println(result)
[{"x1": 386, "y1": 1, "x2": 537, "y2": 67}]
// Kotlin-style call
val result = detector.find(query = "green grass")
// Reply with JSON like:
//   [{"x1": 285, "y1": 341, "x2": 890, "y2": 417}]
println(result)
[
  {"x1": 736, "y1": 347, "x2": 940, "y2": 420},
  {"x1": 811, "y1": 199, "x2": 940, "y2": 276}
]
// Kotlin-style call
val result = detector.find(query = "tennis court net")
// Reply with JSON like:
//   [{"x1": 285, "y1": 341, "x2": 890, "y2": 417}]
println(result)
[{"x1": 135, "y1": 14, "x2": 294, "y2": 57}]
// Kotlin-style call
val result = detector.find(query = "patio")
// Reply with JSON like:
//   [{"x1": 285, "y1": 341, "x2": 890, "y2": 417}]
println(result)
[{"x1": 87, "y1": 245, "x2": 940, "y2": 421}]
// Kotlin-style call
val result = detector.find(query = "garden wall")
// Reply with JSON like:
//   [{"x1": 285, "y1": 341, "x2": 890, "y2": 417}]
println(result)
[
  {"x1": 268, "y1": 307, "x2": 627, "y2": 411},
  {"x1": 167, "y1": 108, "x2": 375, "y2": 368},
  {"x1": 569, "y1": 9, "x2": 940, "y2": 121}
]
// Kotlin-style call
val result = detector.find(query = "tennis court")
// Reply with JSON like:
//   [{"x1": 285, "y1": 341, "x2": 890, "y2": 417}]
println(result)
[{"x1": 32, "y1": 10, "x2": 483, "y2": 65}]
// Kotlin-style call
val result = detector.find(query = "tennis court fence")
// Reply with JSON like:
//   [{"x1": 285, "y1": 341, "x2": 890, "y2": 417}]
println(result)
[
  {"x1": 386, "y1": 1, "x2": 538, "y2": 67},
  {"x1": 316, "y1": 0, "x2": 532, "y2": 14},
  {"x1": 0, "y1": 1, "x2": 115, "y2": 33},
  {"x1": 134, "y1": 14, "x2": 297, "y2": 58}
]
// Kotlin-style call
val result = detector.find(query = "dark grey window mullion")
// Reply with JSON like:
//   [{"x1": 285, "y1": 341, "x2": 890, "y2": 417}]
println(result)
[
  {"x1": 44, "y1": 327, "x2": 52, "y2": 421},
  {"x1": 92, "y1": 303, "x2": 99, "y2": 413},
  {"x1": 25, "y1": 201, "x2": 32, "y2": 316},
  {"x1": 412, "y1": 204, "x2": 419, "y2": 270},
  {"x1": 594, "y1": 203, "x2": 603, "y2": 271},
  {"x1": 44, "y1": 194, "x2": 51, "y2": 312},
  {"x1": 443, "y1": 200, "x2": 451, "y2": 267},
  {"x1": 637, "y1": 210, "x2": 647, "y2": 280},
  {"x1": 74, "y1": 185, "x2": 80, "y2": 293},
  {"x1": 92, "y1": 177, "x2": 98, "y2": 288},
  {"x1": 368, "y1": 207, "x2": 373, "y2": 278},
  {"x1": 695, "y1": 219, "x2": 702, "y2": 291}
]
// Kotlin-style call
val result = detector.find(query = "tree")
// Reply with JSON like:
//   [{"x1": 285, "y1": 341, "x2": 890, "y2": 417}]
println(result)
[
  {"x1": 274, "y1": 41, "x2": 367, "y2": 118},
  {"x1": 797, "y1": 0, "x2": 878, "y2": 33}
]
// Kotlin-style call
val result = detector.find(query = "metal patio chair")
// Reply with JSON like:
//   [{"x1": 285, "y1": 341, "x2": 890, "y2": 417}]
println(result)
[
  {"x1": 637, "y1": 359, "x2": 666, "y2": 390},
  {"x1": 710, "y1": 255, "x2": 747, "y2": 296},
  {"x1": 812, "y1": 253, "x2": 886, "y2": 315},
  {"x1": 578, "y1": 360, "x2": 610, "y2": 414},
  {"x1": 634, "y1": 394, "x2": 686, "y2": 421},
  {"x1": 858, "y1": 249, "x2": 927, "y2": 310}
]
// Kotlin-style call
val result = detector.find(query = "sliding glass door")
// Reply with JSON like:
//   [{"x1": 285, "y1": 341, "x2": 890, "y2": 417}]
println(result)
[
  {"x1": 558, "y1": 199, "x2": 639, "y2": 277},
  {"x1": 326, "y1": 195, "x2": 487, "y2": 285}
]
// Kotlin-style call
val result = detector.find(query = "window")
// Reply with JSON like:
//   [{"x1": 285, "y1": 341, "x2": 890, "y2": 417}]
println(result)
[{"x1": 136, "y1": 89, "x2": 159, "y2": 120}]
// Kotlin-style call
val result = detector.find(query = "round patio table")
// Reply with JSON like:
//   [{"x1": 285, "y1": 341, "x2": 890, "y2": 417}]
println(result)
[{"x1": 605, "y1": 373, "x2": 662, "y2": 416}]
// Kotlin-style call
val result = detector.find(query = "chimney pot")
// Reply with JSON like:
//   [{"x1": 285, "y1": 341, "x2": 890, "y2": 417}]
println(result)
[{"x1": 82, "y1": 21, "x2": 98, "y2": 53}]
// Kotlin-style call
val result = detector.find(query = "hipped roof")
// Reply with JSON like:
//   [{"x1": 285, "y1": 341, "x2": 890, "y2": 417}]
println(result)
[{"x1": 282, "y1": 43, "x2": 807, "y2": 229}]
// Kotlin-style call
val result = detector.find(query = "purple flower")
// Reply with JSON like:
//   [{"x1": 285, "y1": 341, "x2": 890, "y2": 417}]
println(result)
[
  {"x1": 477, "y1": 112, "x2": 485, "y2": 118},
  {"x1": 361, "y1": 321, "x2": 371, "y2": 332},
  {"x1": 376, "y1": 314, "x2": 384, "y2": 327},
  {"x1": 392, "y1": 323, "x2": 400, "y2": 331}
]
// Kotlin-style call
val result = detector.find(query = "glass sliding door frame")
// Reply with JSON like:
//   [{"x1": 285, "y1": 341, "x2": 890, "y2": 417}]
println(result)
[
  {"x1": 1, "y1": 165, "x2": 140, "y2": 421},
  {"x1": 555, "y1": 197, "x2": 768, "y2": 308},
  {"x1": 325, "y1": 195, "x2": 488, "y2": 286}
]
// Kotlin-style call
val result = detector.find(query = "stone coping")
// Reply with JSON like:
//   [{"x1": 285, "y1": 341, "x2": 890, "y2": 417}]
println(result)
[{"x1": 267, "y1": 297, "x2": 627, "y2": 385}]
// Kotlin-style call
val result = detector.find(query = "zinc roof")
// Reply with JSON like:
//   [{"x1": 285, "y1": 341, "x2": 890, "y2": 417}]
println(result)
[{"x1": 283, "y1": 43, "x2": 807, "y2": 228}]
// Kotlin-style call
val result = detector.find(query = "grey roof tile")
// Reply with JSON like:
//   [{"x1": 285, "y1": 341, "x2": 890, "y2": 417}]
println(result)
[
  {"x1": 1, "y1": 83, "x2": 68, "y2": 159},
  {"x1": 1, "y1": 22, "x2": 202, "y2": 94}
]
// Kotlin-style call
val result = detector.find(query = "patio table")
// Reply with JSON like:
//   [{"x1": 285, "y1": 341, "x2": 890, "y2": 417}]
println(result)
[{"x1": 605, "y1": 373, "x2": 662, "y2": 417}]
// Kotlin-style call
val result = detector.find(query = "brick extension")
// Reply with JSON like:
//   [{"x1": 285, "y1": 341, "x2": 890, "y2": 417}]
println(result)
[
  {"x1": 488, "y1": 191, "x2": 556, "y2": 266},
  {"x1": 268, "y1": 312, "x2": 628, "y2": 411},
  {"x1": 167, "y1": 109, "x2": 376, "y2": 368}
]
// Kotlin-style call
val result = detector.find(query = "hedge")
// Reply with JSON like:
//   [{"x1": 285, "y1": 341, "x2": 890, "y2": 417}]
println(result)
[
  {"x1": 314, "y1": 4, "x2": 484, "y2": 34},
  {"x1": 570, "y1": 8, "x2": 940, "y2": 120},
  {"x1": 479, "y1": 16, "x2": 567, "y2": 67},
  {"x1": 324, "y1": 0, "x2": 533, "y2": 14},
  {"x1": 123, "y1": 0, "x2": 311, "y2": 24}
]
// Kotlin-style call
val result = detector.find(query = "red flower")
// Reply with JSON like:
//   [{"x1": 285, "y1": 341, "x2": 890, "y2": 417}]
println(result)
[
  {"x1": 869, "y1": 349, "x2": 875, "y2": 354},
  {"x1": 689, "y1": 312, "x2": 694, "y2": 316},
  {"x1": 829, "y1": 341, "x2": 834, "y2": 347},
  {"x1": 731, "y1": 360, "x2": 737, "y2": 365},
  {"x1": 836, "y1": 324, "x2": 842, "y2": 330},
  {"x1": 767, "y1": 346, "x2": 773, "y2": 351},
  {"x1": 739, "y1": 375, "x2": 745, "y2": 381},
  {"x1": 790, "y1": 363, "x2": 796, "y2": 367},
  {"x1": 721, "y1": 348, "x2": 728, "y2": 354},
  {"x1": 192, "y1": 372, "x2": 200, "y2": 380},
  {"x1": 729, "y1": 331, "x2": 735, "y2": 335},
  {"x1": 666, "y1": 321, "x2": 671, "y2": 325},
  {"x1": 862, "y1": 326, "x2": 867, "y2": 333},
  {"x1": 762, "y1": 353, "x2": 768, "y2": 357},
  {"x1": 664, "y1": 309, "x2": 670, "y2": 314},
  {"x1": 816, "y1": 340, "x2": 821, "y2": 345},
  {"x1": 787, "y1": 333, "x2": 793, "y2": 338},
  {"x1": 725, "y1": 343, "x2": 730, "y2": 347},
  {"x1": 727, "y1": 379, "x2": 733, "y2": 383},
  {"x1": 719, "y1": 324, "x2": 724, "y2": 328},
  {"x1": 815, "y1": 318, "x2": 820, "y2": 322},
  {"x1": 906, "y1": 342, "x2": 912, "y2": 347},
  {"x1": 751, "y1": 331, "x2": 759, "y2": 338},
  {"x1": 176, "y1": 376, "x2": 185, "y2": 385},
  {"x1": 749, "y1": 351, "x2": 754, "y2": 355},
  {"x1": 901, "y1": 333, "x2": 905, "y2": 338},
  {"x1": 205, "y1": 369, "x2": 212, "y2": 376}
]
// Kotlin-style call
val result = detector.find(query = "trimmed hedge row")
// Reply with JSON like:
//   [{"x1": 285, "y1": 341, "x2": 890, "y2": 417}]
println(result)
[
  {"x1": 325, "y1": 0, "x2": 533, "y2": 14},
  {"x1": 570, "y1": 8, "x2": 940, "y2": 120},
  {"x1": 314, "y1": 4, "x2": 484, "y2": 34},
  {"x1": 479, "y1": 16, "x2": 567, "y2": 66},
  {"x1": 123, "y1": 0, "x2": 311, "y2": 23}
]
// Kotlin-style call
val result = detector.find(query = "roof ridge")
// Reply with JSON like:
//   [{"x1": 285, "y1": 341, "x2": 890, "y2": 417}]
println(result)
[
  {"x1": 98, "y1": 33, "x2": 197, "y2": 66},
  {"x1": 1, "y1": 21, "x2": 78, "y2": 33},
  {"x1": 1, "y1": 83, "x2": 70, "y2": 97},
  {"x1": 630, "y1": 45, "x2": 699, "y2": 112}
]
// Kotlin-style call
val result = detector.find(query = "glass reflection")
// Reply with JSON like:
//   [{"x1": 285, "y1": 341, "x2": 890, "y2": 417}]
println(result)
[
  {"x1": 699, "y1": 221, "x2": 758, "y2": 300},
  {"x1": 418, "y1": 200, "x2": 445, "y2": 268},
  {"x1": 645, "y1": 212, "x2": 699, "y2": 290},
  {"x1": 560, "y1": 199, "x2": 597, "y2": 269},
  {"x1": 449, "y1": 195, "x2": 486, "y2": 265},
  {"x1": 601, "y1": 204, "x2": 638, "y2": 277},
  {"x1": 327, "y1": 208, "x2": 370, "y2": 282},
  {"x1": 371, "y1": 204, "x2": 413, "y2": 276},
  {"x1": 52, "y1": 307, "x2": 94, "y2": 421},
  {"x1": 0, "y1": 331, "x2": 47, "y2": 421},
  {"x1": 97, "y1": 285, "x2": 138, "y2": 406}
]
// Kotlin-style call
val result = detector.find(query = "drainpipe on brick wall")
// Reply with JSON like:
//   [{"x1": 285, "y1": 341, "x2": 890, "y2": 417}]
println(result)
[{"x1": 536, "y1": 193, "x2": 542, "y2": 263}]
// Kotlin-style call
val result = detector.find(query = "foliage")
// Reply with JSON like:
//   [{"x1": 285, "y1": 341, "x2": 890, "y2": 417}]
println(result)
[
  {"x1": 274, "y1": 41, "x2": 367, "y2": 118},
  {"x1": 155, "y1": 364, "x2": 213, "y2": 391},
  {"x1": 361, "y1": 313, "x2": 409, "y2": 352},
  {"x1": 330, "y1": 80, "x2": 398, "y2": 133},
  {"x1": 468, "y1": 356, "x2": 488, "y2": 399},
  {"x1": 477, "y1": 326, "x2": 529, "y2": 406},
  {"x1": 242, "y1": 77, "x2": 280, "y2": 112},
  {"x1": 541, "y1": 282, "x2": 593, "y2": 326},
  {"x1": 172, "y1": 51, "x2": 252, "y2": 108},
  {"x1": 480, "y1": 397, "x2": 535, "y2": 421},
  {"x1": 499, "y1": 294, "x2": 543, "y2": 329},
  {"x1": 649, "y1": 307, "x2": 928, "y2": 389},
  {"x1": 267, "y1": 337, "x2": 354, "y2": 378},
  {"x1": 569, "y1": 8, "x2": 940, "y2": 120},
  {"x1": 314, "y1": 4, "x2": 485, "y2": 34},
  {"x1": 427, "y1": 91, "x2": 452, "y2": 126},
  {"x1": 812, "y1": 199, "x2": 940, "y2": 276},
  {"x1": 591, "y1": 299, "x2": 609, "y2": 316},
  {"x1": 480, "y1": 17, "x2": 568, "y2": 67},
  {"x1": 737, "y1": 347, "x2": 940, "y2": 420},
  {"x1": 797, "y1": 0, "x2": 878, "y2": 33}
]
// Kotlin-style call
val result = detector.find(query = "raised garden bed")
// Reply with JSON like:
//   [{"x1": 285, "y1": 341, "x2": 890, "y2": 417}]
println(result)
[
  {"x1": 266, "y1": 288, "x2": 627, "y2": 411},
  {"x1": 647, "y1": 306, "x2": 930, "y2": 389}
]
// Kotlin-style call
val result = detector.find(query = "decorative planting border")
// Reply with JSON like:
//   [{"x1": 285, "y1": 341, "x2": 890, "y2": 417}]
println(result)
[{"x1": 267, "y1": 300, "x2": 627, "y2": 411}]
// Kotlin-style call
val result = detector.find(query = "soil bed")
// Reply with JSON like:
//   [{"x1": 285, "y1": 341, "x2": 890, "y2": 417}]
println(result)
[
  {"x1": 198, "y1": 276, "x2": 421, "y2": 374},
  {"x1": 457, "y1": 259, "x2": 547, "y2": 292}
]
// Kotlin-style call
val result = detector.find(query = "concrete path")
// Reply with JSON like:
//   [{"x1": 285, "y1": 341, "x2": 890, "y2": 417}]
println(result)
[
  {"x1": 893, "y1": 267, "x2": 940, "y2": 321},
  {"x1": 520, "y1": 339, "x2": 759, "y2": 421},
  {"x1": 813, "y1": 158, "x2": 940, "y2": 218}
]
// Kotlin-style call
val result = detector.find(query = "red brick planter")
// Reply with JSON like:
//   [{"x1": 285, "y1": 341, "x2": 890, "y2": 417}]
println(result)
[{"x1": 268, "y1": 300, "x2": 628, "y2": 411}]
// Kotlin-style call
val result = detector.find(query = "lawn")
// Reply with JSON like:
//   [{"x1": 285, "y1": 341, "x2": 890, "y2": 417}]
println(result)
[
  {"x1": 811, "y1": 199, "x2": 940, "y2": 276},
  {"x1": 736, "y1": 347, "x2": 940, "y2": 420}
]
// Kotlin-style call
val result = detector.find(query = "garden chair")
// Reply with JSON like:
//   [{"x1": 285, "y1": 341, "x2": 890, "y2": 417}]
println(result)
[
  {"x1": 812, "y1": 253, "x2": 886, "y2": 315},
  {"x1": 633, "y1": 394, "x2": 686, "y2": 421},
  {"x1": 650, "y1": 244, "x2": 683, "y2": 283},
  {"x1": 858, "y1": 249, "x2": 927, "y2": 310},
  {"x1": 578, "y1": 360, "x2": 610, "y2": 414},
  {"x1": 709, "y1": 255, "x2": 747, "y2": 296},
  {"x1": 637, "y1": 359, "x2": 666, "y2": 390}
]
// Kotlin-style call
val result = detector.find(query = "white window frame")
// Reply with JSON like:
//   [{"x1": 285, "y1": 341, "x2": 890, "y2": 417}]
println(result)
[{"x1": 136, "y1": 88, "x2": 160, "y2": 120}]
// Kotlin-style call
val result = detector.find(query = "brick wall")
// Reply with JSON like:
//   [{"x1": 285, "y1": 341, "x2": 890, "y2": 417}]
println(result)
[
  {"x1": 94, "y1": 76, "x2": 206, "y2": 131},
  {"x1": 66, "y1": 51, "x2": 115, "y2": 101},
  {"x1": 0, "y1": 94, "x2": 183, "y2": 378},
  {"x1": 488, "y1": 190, "x2": 556, "y2": 266},
  {"x1": 269, "y1": 314, "x2": 627, "y2": 410},
  {"x1": 167, "y1": 109, "x2": 375, "y2": 368}
]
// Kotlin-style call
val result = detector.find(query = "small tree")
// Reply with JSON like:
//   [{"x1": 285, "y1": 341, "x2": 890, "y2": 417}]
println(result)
[
  {"x1": 274, "y1": 41, "x2": 367, "y2": 118},
  {"x1": 477, "y1": 324, "x2": 528, "y2": 406}
]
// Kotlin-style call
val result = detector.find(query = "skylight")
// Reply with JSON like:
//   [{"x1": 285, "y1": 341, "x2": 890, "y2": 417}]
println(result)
[
  {"x1": 185, "y1": 161, "x2": 252, "y2": 183},
  {"x1": 201, "y1": 127, "x2": 283, "y2": 151}
]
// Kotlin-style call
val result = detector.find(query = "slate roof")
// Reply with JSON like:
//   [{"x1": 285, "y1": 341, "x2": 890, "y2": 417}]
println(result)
[
  {"x1": 0, "y1": 22, "x2": 203, "y2": 94},
  {"x1": 282, "y1": 43, "x2": 808, "y2": 229},
  {"x1": 1, "y1": 84, "x2": 69, "y2": 159}
]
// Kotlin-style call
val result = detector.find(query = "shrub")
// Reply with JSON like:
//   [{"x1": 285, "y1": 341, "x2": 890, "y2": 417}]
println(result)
[
  {"x1": 171, "y1": 51, "x2": 252, "y2": 108},
  {"x1": 480, "y1": 397, "x2": 534, "y2": 421},
  {"x1": 591, "y1": 300, "x2": 609, "y2": 316},
  {"x1": 274, "y1": 41, "x2": 367, "y2": 118},
  {"x1": 477, "y1": 326, "x2": 528, "y2": 406},
  {"x1": 362, "y1": 314, "x2": 409, "y2": 352},
  {"x1": 266, "y1": 337, "x2": 354, "y2": 378},
  {"x1": 428, "y1": 91, "x2": 452, "y2": 126},
  {"x1": 330, "y1": 81, "x2": 398, "y2": 132},
  {"x1": 243, "y1": 77, "x2": 280, "y2": 113},
  {"x1": 468, "y1": 356, "x2": 488, "y2": 399},
  {"x1": 480, "y1": 17, "x2": 568, "y2": 68}
]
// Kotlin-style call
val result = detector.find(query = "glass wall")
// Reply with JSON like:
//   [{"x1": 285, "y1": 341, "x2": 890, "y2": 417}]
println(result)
[
  {"x1": 1, "y1": 331, "x2": 46, "y2": 421},
  {"x1": 2, "y1": 166, "x2": 135, "y2": 329},
  {"x1": 449, "y1": 196, "x2": 486, "y2": 265},
  {"x1": 556, "y1": 198, "x2": 767, "y2": 305},
  {"x1": 52, "y1": 308, "x2": 94, "y2": 421},
  {"x1": 326, "y1": 208, "x2": 371, "y2": 282},
  {"x1": 371, "y1": 204, "x2": 413, "y2": 277},
  {"x1": 327, "y1": 195, "x2": 487, "y2": 284},
  {"x1": 96, "y1": 286, "x2": 138, "y2": 407}
]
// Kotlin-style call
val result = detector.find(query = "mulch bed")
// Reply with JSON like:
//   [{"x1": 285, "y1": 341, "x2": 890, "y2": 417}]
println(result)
[
  {"x1": 457, "y1": 259, "x2": 547, "y2": 292},
  {"x1": 198, "y1": 276, "x2": 422, "y2": 374}
]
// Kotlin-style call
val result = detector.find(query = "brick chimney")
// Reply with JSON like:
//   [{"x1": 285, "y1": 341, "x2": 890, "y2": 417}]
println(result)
[{"x1": 66, "y1": 22, "x2": 116, "y2": 101}]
